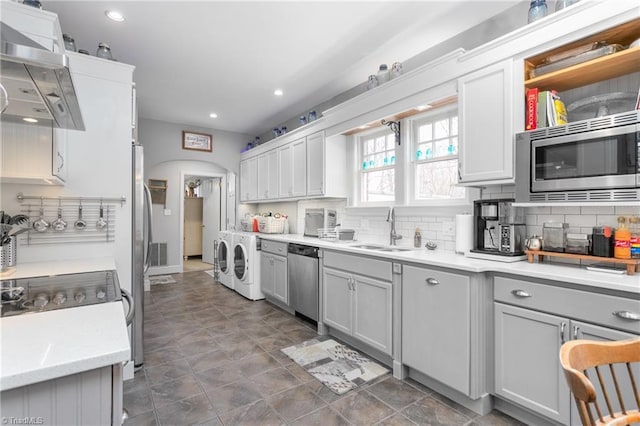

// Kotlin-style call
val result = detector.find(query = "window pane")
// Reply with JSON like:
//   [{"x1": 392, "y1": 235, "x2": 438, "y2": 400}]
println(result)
[
  {"x1": 362, "y1": 169, "x2": 395, "y2": 202},
  {"x1": 449, "y1": 137, "x2": 458, "y2": 155},
  {"x1": 415, "y1": 159, "x2": 465, "y2": 200},
  {"x1": 364, "y1": 139, "x2": 374, "y2": 155},
  {"x1": 451, "y1": 116, "x2": 458, "y2": 136},
  {"x1": 434, "y1": 119, "x2": 449, "y2": 139},
  {"x1": 387, "y1": 135, "x2": 395, "y2": 150},
  {"x1": 435, "y1": 140, "x2": 450, "y2": 157},
  {"x1": 418, "y1": 124, "x2": 432, "y2": 142},
  {"x1": 375, "y1": 137, "x2": 386, "y2": 152}
]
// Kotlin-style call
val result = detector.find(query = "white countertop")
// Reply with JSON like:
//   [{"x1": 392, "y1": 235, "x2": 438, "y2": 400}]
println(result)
[
  {"x1": 259, "y1": 234, "x2": 640, "y2": 295},
  {"x1": 0, "y1": 258, "x2": 131, "y2": 391}
]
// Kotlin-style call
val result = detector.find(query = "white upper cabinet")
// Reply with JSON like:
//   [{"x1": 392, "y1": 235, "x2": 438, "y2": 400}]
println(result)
[
  {"x1": 306, "y1": 131, "x2": 324, "y2": 196},
  {"x1": 278, "y1": 137, "x2": 306, "y2": 199},
  {"x1": 457, "y1": 59, "x2": 516, "y2": 185},
  {"x1": 239, "y1": 157, "x2": 257, "y2": 202},
  {"x1": 257, "y1": 150, "x2": 278, "y2": 200}
]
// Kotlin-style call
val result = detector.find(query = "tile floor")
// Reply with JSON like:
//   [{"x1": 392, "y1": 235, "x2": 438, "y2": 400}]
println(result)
[
  {"x1": 183, "y1": 256, "x2": 213, "y2": 272},
  {"x1": 124, "y1": 271, "x2": 525, "y2": 426}
]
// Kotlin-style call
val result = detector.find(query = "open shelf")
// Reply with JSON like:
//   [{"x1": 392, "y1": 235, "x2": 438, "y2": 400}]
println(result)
[
  {"x1": 525, "y1": 250, "x2": 640, "y2": 275},
  {"x1": 524, "y1": 47, "x2": 640, "y2": 92}
]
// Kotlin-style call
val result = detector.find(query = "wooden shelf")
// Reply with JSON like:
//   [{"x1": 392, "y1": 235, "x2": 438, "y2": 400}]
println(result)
[
  {"x1": 525, "y1": 250, "x2": 640, "y2": 275},
  {"x1": 524, "y1": 46, "x2": 640, "y2": 92}
]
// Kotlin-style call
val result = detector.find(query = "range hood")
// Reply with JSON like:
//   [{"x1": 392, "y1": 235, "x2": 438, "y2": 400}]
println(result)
[{"x1": 0, "y1": 22, "x2": 84, "y2": 130}]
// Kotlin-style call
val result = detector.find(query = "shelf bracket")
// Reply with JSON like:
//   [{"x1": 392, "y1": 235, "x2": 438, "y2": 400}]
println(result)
[{"x1": 381, "y1": 119, "x2": 401, "y2": 146}]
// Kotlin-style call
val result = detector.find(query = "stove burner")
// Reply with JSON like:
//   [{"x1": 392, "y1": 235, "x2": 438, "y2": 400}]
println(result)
[{"x1": 0, "y1": 270, "x2": 121, "y2": 317}]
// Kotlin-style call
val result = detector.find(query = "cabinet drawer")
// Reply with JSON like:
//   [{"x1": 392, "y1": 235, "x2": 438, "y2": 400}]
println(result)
[
  {"x1": 494, "y1": 276, "x2": 640, "y2": 335},
  {"x1": 323, "y1": 251, "x2": 392, "y2": 281},
  {"x1": 261, "y1": 240, "x2": 287, "y2": 256}
]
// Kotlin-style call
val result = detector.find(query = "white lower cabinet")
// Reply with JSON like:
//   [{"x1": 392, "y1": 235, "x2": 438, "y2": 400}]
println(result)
[
  {"x1": 402, "y1": 265, "x2": 471, "y2": 395},
  {"x1": 260, "y1": 241, "x2": 288, "y2": 305},
  {"x1": 493, "y1": 276, "x2": 640, "y2": 425},
  {"x1": 0, "y1": 364, "x2": 121, "y2": 425},
  {"x1": 322, "y1": 256, "x2": 392, "y2": 355}
]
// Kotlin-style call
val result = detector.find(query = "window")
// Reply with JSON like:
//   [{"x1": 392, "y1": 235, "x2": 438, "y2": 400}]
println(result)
[
  {"x1": 359, "y1": 129, "x2": 395, "y2": 203},
  {"x1": 412, "y1": 107, "x2": 465, "y2": 201}
]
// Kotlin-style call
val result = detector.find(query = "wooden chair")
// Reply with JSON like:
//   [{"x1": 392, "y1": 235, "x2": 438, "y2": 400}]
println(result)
[{"x1": 560, "y1": 338, "x2": 640, "y2": 426}]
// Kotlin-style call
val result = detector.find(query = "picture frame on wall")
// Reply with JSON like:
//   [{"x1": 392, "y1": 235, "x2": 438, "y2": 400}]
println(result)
[{"x1": 182, "y1": 131, "x2": 212, "y2": 152}]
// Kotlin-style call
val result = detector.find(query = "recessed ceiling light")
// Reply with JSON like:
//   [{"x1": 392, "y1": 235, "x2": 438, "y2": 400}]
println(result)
[
  {"x1": 274, "y1": 89, "x2": 283, "y2": 96},
  {"x1": 416, "y1": 104, "x2": 433, "y2": 111},
  {"x1": 22, "y1": 117, "x2": 38, "y2": 123},
  {"x1": 105, "y1": 10, "x2": 125, "y2": 22},
  {"x1": 209, "y1": 113, "x2": 218, "y2": 118}
]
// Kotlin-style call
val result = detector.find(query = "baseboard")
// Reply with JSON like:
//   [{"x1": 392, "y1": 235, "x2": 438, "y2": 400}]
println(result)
[{"x1": 493, "y1": 397, "x2": 560, "y2": 426}]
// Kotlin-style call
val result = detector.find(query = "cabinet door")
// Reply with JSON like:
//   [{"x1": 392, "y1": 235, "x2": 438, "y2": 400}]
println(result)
[
  {"x1": 257, "y1": 154, "x2": 269, "y2": 201},
  {"x1": 322, "y1": 267, "x2": 352, "y2": 335},
  {"x1": 239, "y1": 157, "x2": 257, "y2": 201},
  {"x1": 402, "y1": 266, "x2": 470, "y2": 395},
  {"x1": 291, "y1": 138, "x2": 307, "y2": 197},
  {"x1": 569, "y1": 321, "x2": 639, "y2": 426},
  {"x1": 458, "y1": 59, "x2": 514, "y2": 184},
  {"x1": 306, "y1": 131, "x2": 324, "y2": 196},
  {"x1": 278, "y1": 144, "x2": 292, "y2": 198},
  {"x1": 272, "y1": 255, "x2": 288, "y2": 305},
  {"x1": 494, "y1": 303, "x2": 570, "y2": 425},
  {"x1": 260, "y1": 253, "x2": 275, "y2": 297},
  {"x1": 353, "y1": 274, "x2": 392, "y2": 355}
]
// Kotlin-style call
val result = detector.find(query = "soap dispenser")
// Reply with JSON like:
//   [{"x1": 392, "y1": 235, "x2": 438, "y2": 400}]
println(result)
[{"x1": 414, "y1": 227, "x2": 422, "y2": 248}]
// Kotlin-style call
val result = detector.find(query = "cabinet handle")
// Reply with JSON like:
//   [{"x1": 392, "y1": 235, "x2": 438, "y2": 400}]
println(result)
[
  {"x1": 612, "y1": 311, "x2": 640, "y2": 321},
  {"x1": 425, "y1": 278, "x2": 439, "y2": 285},
  {"x1": 457, "y1": 163, "x2": 462, "y2": 182},
  {"x1": 511, "y1": 289, "x2": 532, "y2": 298},
  {"x1": 560, "y1": 322, "x2": 567, "y2": 344},
  {"x1": 572, "y1": 325, "x2": 580, "y2": 340},
  {"x1": 56, "y1": 152, "x2": 64, "y2": 173}
]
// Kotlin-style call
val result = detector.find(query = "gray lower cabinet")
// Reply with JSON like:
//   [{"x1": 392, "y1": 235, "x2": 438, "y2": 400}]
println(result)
[
  {"x1": 402, "y1": 265, "x2": 471, "y2": 395},
  {"x1": 494, "y1": 275, "x2": 640, "y2": 426},
  {"x1": 1, "y1": 365, "x2": 120, "y2": 425},
  {"x1": 322, "y1": 266, "x2": 392, "y2": 355},
  {"x1": 260, "y1": 241, "x2": 288, "y2": 305}
]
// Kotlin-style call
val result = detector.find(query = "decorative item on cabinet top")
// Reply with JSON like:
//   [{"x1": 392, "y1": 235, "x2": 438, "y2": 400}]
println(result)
[{"x1": 14, "y1": 193, "x2": 126, "y2": 245}]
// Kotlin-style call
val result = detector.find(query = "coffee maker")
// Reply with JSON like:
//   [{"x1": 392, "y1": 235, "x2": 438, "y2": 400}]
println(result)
[{"x1": 470, "y1": 199, "x2": 526, "y2": 257}]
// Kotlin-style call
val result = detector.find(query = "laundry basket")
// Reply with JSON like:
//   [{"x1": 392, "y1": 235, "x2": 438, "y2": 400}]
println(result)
[{"x1": 258, "y1": 217, "x2": 286, "y2": 234}]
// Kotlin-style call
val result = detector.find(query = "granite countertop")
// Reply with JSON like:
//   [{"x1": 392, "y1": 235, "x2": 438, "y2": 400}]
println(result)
[
  {"x1": 0, "y1": 258, "x2": 131, "y2": 391},
  {"x1": 258, "y1": 234, "x2": 640, "y2": 295}
]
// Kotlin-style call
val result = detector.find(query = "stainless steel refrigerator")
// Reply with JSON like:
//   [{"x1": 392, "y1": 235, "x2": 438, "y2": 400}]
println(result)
[{"x1": 132, "y1": 143, "x2": 152, "y2": 369}]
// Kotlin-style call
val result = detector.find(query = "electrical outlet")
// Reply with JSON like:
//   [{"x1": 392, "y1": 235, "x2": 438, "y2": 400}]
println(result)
[
  {"x1": 163, "y1": 209, "x2": 172, "y2": 216},
  {"x1": 442, "y1": 221, "x2": 455, "y2": 236}
]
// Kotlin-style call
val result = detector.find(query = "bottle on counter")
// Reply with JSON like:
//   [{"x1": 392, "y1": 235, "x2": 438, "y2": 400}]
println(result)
[
  {"x1": 414, "y1": 227, "x2": 422, "y2": 248},
  {"x1": 614, "y1": 216, "x2": 631, "y2": 259},
  {"x1": 629, "y1": 216, "x2": 640, "y2": 259}
]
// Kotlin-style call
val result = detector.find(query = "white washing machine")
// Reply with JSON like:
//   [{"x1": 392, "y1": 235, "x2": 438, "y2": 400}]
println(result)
[
  {"x1": 232, "y1": 232, "x2": 264, "y2": 300},
  {"x1": 217, "y1": 230, "x2": 234, "y2": 290}
]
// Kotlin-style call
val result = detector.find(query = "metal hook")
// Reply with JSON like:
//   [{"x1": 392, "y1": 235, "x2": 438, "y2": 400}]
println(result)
[{"x1": 381, "y1": 119, "x2": 401, "y2": 146}]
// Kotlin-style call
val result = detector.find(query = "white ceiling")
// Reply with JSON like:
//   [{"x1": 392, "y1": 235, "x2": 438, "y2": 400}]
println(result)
[{"x1": 45, "y1": 1, "x2": 520, "y2": 137}]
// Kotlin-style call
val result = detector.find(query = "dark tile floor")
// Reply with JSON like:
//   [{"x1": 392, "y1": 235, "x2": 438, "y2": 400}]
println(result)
[{"x1": 124, "y1": 271, "x2": 525, "y2": 426}]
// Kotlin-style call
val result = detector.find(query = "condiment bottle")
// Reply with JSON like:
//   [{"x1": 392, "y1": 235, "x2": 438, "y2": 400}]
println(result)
[
  {"x1": 414, "y1": 227, "x2": 422, "y2": 248},
  {"x1": 614, "y1": 216, "x2": 631, "y2": 259},
  {"x1": 629, "y1": 216, "x2": 640, "y2": 259}
]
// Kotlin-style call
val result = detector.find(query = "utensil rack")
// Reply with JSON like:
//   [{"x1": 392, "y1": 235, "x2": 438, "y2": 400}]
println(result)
[
  {"x1": 14, "y1": 193, "x2": 126, "y2": 246},
  {"x1": 525, "y1": 250, "x2": 640, "y2": 275}
]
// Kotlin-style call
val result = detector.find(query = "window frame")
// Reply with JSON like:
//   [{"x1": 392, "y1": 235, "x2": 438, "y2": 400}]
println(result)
[{"x1": 356, "y1": 126, "x2": 397, "y2": 206}]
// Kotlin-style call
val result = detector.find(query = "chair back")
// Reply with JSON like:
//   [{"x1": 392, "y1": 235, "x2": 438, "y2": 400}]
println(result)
[{"x1": 560, "y1": 338, "x2": 640, "y2": 426}]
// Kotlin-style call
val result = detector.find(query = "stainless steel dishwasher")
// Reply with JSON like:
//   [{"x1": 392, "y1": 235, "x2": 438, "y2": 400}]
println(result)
[{"x1": 288, "y1": 243, "x2": 319, "y2": 321}]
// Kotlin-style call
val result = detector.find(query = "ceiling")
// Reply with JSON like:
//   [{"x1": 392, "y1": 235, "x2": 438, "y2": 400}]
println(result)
[{"x1": 45, "y1": 1, "x2": 520, "y2": 137}]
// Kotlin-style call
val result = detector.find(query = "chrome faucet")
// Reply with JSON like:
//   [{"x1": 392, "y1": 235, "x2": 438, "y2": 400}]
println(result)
[{"x1": 386, "y1": 207, "x2": 402, "y2": 246}]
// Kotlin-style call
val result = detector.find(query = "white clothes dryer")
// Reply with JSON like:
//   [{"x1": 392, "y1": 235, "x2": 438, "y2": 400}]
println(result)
[
  {"x1": 217, "y1": 230, "x2": 234, "y2": 290},
  {"x1": 232, "y1": 232, "x2": 264, "y2": 300}
]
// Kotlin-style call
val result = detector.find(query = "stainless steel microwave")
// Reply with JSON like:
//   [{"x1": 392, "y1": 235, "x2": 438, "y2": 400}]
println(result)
[{"x1": 515, "y1": 111, "x2": 640, "y2": 203}]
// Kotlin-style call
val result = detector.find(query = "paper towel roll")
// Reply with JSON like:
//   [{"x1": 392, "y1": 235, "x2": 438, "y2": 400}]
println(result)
[{"x1": 455, "y1": 214, "x2": 474, "y2": 254}]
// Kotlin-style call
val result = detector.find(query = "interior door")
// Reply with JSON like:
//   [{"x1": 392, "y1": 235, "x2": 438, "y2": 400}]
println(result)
[{"x1": 202, "y1": 178, "x2": 221, "y2": 265}]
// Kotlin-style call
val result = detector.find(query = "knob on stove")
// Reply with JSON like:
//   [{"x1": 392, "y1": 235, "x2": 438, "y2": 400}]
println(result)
[
  {"x1": 52, "y1": 292, "x2": 67, "y2": 305},
  {"x1": 34, "y1": 293, "x2": 49, "y2": 308},
  {"x1": 74, "y1": 292, "x2": 86, "y2": 303}
]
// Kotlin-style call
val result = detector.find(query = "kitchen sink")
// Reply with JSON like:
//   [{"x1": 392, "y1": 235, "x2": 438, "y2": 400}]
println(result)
[{"x1": 377, "y1": 247, "x2": 413, "y2": 252}]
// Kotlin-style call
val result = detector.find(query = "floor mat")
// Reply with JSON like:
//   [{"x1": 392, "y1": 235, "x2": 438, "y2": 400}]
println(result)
[
  {"x1": 149, "y1": 275, "x2": 176, "y2": 285},
  {"x1": 281, "y1": 338, "x2": 389, "y2": 395}
]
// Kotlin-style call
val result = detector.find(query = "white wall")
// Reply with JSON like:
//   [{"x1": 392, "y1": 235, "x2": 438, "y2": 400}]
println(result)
[{"x1": 137, "y1": 118, "x2": 250, "y2": 273}]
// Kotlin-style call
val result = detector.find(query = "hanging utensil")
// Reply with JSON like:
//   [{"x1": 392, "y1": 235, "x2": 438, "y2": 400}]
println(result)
[
  {"x1": 96, "y1": 202, "x2": 107, "y2": 229},
  {"x1": 51, "y1": 200, "x2": 67, "y2": 232},
  {"x1": 9, "y1": 214, "x2": 28, "y2": 226},
  {"x1": 33, "y1": 200, "x2": 49, "y2": 233},
  {"x1": 74, "y1": 203, "x2": 87, "y2": 230}
]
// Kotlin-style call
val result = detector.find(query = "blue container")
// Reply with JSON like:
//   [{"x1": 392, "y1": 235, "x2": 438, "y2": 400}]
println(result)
[{"x1": 528, "y1": 0, "x2": 548, "y2": 23}]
